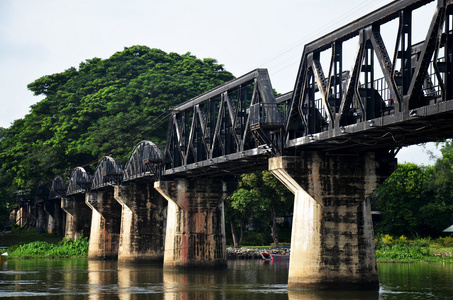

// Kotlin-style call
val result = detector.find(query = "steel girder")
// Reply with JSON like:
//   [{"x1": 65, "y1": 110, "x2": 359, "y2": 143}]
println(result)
[
  {"x1": 286, "y1": 0, "x2": 453, "y2": 152},
  {"x1": 66, "y1": 167, "x2": 92, "y2": 196},
  {"x1": 49, "y1": 175, "x2": 67, "y2": 200},
  {"x1": 163, "y1": 69, "x2": 284, "y2": 177},
  {"x1": 91, "y1": 156, "x2": 124, "y2": 190},
  {"x1": 123, "y1": 140, "x2": 163, "y2": 181}
]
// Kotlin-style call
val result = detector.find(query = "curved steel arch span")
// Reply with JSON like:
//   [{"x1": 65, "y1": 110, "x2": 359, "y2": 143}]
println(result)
[
  {"x1": 92, "y1": 156, "x2": 124, "y2": 190},
  {"x1": 66, "y1": 167, "x2": 92, "y2": 196},
  {"x1": 123, "y1": 140, "x2": 163, "y2": 181}
]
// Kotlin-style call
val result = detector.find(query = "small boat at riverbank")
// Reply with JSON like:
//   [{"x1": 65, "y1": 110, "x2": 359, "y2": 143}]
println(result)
[
  {"x1": 260, "y1": 252, "x2": 289, "y2": 261},
  {"x1": 1, "y1": 252, "x2": 7, "y2": 261}
]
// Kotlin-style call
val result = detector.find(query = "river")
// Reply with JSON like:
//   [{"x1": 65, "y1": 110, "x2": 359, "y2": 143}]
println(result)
[{"x1": 0, "y1": 259, "x2": 452, "y2": 299}]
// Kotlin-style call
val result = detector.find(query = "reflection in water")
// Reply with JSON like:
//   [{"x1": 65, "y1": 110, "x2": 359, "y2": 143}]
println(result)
[
  {"x1": 87, "y1": 260, "x2": 119, "y2": 299},
  {"x1": 378, "y1": 263, "x2": 453, "y2": 299},
  {"x1": 163, "y1": 267, "x2": 228, "y2": 300},
  {"x1": 0, "y1": 259, "x2": 452, "y2": 299},
  {"x1": 117, "y1": 262, "x2": 164, "y2": 300},
  {"x1": 288, "y1": 289, "x2": 379, "y2": 300}
]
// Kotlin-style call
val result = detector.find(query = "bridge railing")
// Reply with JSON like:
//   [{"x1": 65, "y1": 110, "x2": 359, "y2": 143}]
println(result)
[
  {"x1": 249, "y1": 103, "x2": 285, "y2": 130},
  {"x1": 91, "y1": 156, "x2": 124, "y2": 190},
  {"x1": 163, "y1": 69, "x2": 284, "y2": 175},
  {"x1": 283, "y1": 0, "x2": 453, "y2": 150}
]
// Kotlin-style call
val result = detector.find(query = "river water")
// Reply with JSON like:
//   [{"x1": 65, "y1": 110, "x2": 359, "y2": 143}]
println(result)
[{"x1": 0, "y1": 259, "x2": 452, "y2": 299}]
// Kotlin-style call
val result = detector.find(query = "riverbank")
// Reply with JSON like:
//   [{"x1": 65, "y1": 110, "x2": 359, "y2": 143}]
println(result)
[
  {"x1": 2, "y1": 228, "x2": 453, "y2": 263},
  {"x1": 227, "y1": 246, "x2": 453, "y2": 263},
  {"x1": 0, "y1": 227, "x2": 60, "y2": 247},
  {"x1": 227, "y1": 247, "x2": 289, "y2": 259}
]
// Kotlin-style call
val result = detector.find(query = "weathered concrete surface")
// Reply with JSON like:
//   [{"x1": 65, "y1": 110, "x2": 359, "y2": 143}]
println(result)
[
  {"x1": 86, "y1": 189, "x2": 122, "y2": 260},
  {"x1": 34, "y1": 198, "x2": 47, "y2": 230},
  {"x1": 155, "y1": 178, "x2": 235, "y2": 269},
  {"x1": 269, "y1": 152, "x2": 396, "y2": 290},
  {"x1": 61, "y1": 194, "x2": 92, "y2": 240},
  {"x1": 44, "y1": 199, "x2": 65, "y2": 236},
  {"x1": 114, "y1": 181, "x2": 167, "y2": 263}
]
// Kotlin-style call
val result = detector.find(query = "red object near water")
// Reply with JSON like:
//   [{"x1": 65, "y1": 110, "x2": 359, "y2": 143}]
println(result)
[{"x1": 260, "y1": 252, "x2": 289, "y2": 261}]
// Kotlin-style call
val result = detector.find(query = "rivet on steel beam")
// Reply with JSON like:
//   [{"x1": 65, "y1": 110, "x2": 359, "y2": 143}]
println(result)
[{"x1": 409, "y1": 109, "x2": 418, "y2": 117}]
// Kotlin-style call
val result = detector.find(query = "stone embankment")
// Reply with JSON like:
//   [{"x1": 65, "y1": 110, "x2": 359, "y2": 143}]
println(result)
[{"x1": 226, "y1": 247, "x2": 290, "y2": 259}]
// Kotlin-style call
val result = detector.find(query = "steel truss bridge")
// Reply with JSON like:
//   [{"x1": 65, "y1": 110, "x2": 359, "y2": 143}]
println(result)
[{"x1": 60, "y1": 0, "x2": 453, "y2": 192}]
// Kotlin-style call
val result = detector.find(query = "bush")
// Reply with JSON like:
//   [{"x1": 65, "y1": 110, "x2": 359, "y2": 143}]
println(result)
[
  {"x1": 437, "y1": 236, "x2": 453, "y2": 247},
  {"x1": 241, "y1": 231, "x2": 272, "y2": 246},
  {"x1": 8, "y1": 236, "x2": 89, "y2": 258}
]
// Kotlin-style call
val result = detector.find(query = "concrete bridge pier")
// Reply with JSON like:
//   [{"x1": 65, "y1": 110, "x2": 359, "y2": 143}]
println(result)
[
  {"x1": 61, "y1": 194, "x2": 92, "y2": 240},
  {"x1": 85, "y1": 190, "x2": 122, "y2": 260},
  {"x1": 44, "y1": 199, "x2": 65, "y2": 236},
  {"x1": 155, "y1": 178, "x2": 235, "y2": 269},
  {"x1": 114, "y1": 181, "x2": 167, "y2": 263},
  {"x1": 269, "y1": 152, "x2": 396, "y2": 290}
]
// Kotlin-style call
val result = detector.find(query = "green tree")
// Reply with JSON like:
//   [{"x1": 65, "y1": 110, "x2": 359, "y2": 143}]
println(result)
[
  {"x1": 228, "y1": 171, "x2": 293, "y2": 247},
  {"x1": 420, "y1": 140, "x2": 453, "y2": 235},
  {"x1": 0, "y1": 46, "x2": 234, "y2": 207},
  {"x1": 375, "y1": 163, "x2": 430, "y2": 237}
]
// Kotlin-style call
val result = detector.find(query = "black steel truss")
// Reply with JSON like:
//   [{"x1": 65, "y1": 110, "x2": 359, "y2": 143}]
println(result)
[
  {"x1": 123, "y1": 140, "x2": 163, "y2": 181},
  {"x1": 66, "y1": 167, "x2": 92, "y2": 196},
  {"x1": 49, "y1": 175, "x2": 67, "y2": 199},
  {"x1": 285, "y1": 0, "x2": 453, "y2": 152},
  {"x1": 163, "y1": 69, "x2": 284, "y2": 177},
  {"x1": 58, "y1": 0, "x2": 453, "y2": 183},
  {"x1": 91, "y1": 156, "x2": 124, "y2": 190}
]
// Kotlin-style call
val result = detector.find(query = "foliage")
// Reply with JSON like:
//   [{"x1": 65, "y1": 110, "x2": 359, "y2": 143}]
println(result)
[
  {"x1": 240, "y1": 231, "x2": 272, "y2": 246},
  {"x1": 374, "y1": 163, "x2": 430, "y2": 236},
  {"x1": 8, "y1": 236, "x2": 89, "y2": 258},
  {"x1": 0, "y1": 226, "x2": 61, "y2": 247},
  {"x1": 437, "y1": 236, "x2": 453, "y2": 247},
  {"x1": 0, "y1": 46, "x2": 234, "y2": 206},
  {"x1": 375, "y1": 146, "x2": 453, "y2": 237},
  {"x1": 226, "y1": 171, "x2": 293, "y2": 247},
  {"x1": 375, "y1": 234, "x2": 453, "y2": 263}
]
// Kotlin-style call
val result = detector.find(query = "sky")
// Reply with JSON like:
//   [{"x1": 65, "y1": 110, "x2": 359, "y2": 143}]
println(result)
[{"x1": 0, "y1": 0, "x2": 442, "y2": 165}]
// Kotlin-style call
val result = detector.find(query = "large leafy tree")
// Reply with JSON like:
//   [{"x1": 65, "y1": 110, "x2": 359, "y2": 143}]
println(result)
[
  {"x1": 375, "y1": 142, "x2": 453, "y2": 237},
  {"x1": 420, "y1": 141, "x2": 453, "y2": 235},
  {"x1": 375, "y1": 163, "x2": 430, "y2": 236},
  {"x1": 0, "y1": 46, "x2": 234, "y2": 203},
  {"x1": 228, "y1": 171, "x2": 293, "y2": 247}
]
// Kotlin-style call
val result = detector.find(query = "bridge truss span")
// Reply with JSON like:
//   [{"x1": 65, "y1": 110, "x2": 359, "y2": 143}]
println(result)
[
  {"x1": 163, "y1": 69, "x2": 284, "y2": 177},
  {"x1": 91, "y1": 156, "x2": 124, "y2": 190},
  {"x1": 66, "y1": 167, "x2": 92, "y2": 196},
  {"x1": 285, "y1": 0, "x2": 453, "y2": 153},
  {"x1": 123, "y1": 140, "x2": 163, "y2": 181}
]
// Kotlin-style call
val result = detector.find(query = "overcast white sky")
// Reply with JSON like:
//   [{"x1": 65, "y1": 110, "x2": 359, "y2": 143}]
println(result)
[{"x1": 0, "y1": 0, "x2": 442, "y2": 165}]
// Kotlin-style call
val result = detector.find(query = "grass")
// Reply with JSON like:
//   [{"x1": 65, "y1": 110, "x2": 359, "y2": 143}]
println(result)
[
  {"x1": 375, "y1": 234, "x2": 453, "y2": 263},
  {"x1": 0, "y1": 226, "x2": 88, "y2": 259},
  {"x1": 7, "y1": 238, "x2": 89, "y2": 258},
  {"x1": 0, "y1": 227, "x2": 61, "y2": 247}
]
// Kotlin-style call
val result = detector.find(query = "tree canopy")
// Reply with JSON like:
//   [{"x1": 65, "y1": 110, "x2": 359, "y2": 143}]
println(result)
[
  {"x1": 0, "y1": 46, "x2": 234, "y2": 201},
  {"x1": 375, "y1": 142, "x2": 453, "y2": 237},
  {"x1": 227, "y1": 171, "x2": 293, "y2": 247}
]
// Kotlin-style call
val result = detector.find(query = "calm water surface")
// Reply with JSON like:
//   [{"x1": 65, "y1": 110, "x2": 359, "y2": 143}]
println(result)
[{"x1": 0, "y1": 259, "x2": 452, "y2": 299}]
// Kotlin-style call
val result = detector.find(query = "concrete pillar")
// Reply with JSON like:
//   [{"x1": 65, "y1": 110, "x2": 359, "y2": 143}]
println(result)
[
  {"x1": 85, "y1": 189, "x2": 122, "y2": 260},
  {"x1": 44, "y1": 199, "x2": 65, "y2": 236},
  {"x1": 114, "y1": 181, "x2": 167, "y2": 263},
  {"x1": 61, "y1": 194, "x2": 92, "y2": 240},
  {"x1": 269, "y1": 151, "x2": 396, "y2": 290},
  {"x1": 155, "y1": 178, "x2": 234, "y2": 269},
  {"x1": 35, "y1": 198, "x2": 47, "y2": 231}
]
